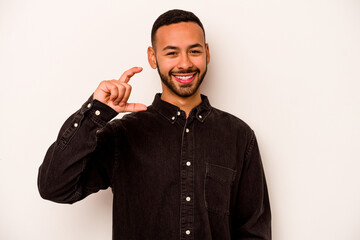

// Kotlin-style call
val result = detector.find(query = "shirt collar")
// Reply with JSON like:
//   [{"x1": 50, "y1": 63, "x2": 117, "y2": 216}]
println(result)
[{"x1": 151, "y1": 93, "x2": 212, "y2": 124}]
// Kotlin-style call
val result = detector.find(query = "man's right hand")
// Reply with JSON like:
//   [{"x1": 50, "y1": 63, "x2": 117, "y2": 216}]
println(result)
[{"x1": 93, "y1": 67, "x2": 147, "y2": 113}]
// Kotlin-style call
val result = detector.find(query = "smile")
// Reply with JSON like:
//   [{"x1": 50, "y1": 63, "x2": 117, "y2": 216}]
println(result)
[{"x1": 172, "y1": 73, "x2": 196, "y2": 84}]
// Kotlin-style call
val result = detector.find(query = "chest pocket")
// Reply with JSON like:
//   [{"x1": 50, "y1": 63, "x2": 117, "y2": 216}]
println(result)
[{"x1": 204, "y1": 163, "x2": 237, "y2": 216}]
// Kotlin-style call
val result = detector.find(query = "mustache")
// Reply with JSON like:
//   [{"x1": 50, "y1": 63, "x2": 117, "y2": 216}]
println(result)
[{"x1": 170, "y1": 68, "x2": 200, "y2": 75}]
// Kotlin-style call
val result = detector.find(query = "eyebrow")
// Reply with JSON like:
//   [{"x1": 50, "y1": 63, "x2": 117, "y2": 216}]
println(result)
[{"x1": 162, "y1": 43, "x2": 204, "y2": 51}]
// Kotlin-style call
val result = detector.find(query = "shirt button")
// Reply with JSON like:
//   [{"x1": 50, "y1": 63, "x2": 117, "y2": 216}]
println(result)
[
  {"x1": 186, "y1": 197, "x2": 191, "y2": 201},
  {"x1": 186, "y1": 161, "x2": 191, "y2": 166},
  {"x1": 95, "y1": 110, "x2": 101, "y2": 116},
  {"x1": 74, "y1": 123, "x2": 78, "y2": 127},
  {"x1": 171, "y1": 116, "x2": 175, "y2": 120},
  {"x1": 177, "y1": 111, "x2": 181, "y2": 116},
  {"x1": 87, "y1": 103, "x2": 92, "y2": 108},
  {"x1": 186, "y1": 230, "x2": 191, "y2": 235},
  {"x1": 186, "y1": 128, "x2": 189, "y2": 133}
]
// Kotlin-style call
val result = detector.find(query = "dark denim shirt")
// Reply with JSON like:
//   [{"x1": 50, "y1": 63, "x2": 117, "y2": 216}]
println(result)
[{"x1": 38, "y1": 93, "x2": 271, "y2": 240}]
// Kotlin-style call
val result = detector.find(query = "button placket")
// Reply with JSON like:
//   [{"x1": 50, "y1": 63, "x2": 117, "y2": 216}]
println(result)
[{"x1": 180, "y1": 119, "x2": 194, "y2": 239}]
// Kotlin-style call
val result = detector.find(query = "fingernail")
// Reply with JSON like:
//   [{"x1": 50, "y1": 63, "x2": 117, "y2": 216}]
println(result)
[{"x1": 119, "y1": 102, "x2": 125, "y2": 107}]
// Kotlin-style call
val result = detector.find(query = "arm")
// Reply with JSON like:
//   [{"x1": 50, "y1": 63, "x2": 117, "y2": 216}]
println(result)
[
  {"x1": 38, "y1": 67, "x2": 147, "y2": 204},
  {"x1": 232, "y1": 132, "x2": 272, "y2": 239},
  {"x1": 38, "y1": 98, "x2": 118, "y2": 203}
]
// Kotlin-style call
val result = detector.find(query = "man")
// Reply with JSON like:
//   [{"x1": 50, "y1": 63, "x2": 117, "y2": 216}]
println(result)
[{"x1": 38, "y1": 9, "x2": 271, "y2": 240}]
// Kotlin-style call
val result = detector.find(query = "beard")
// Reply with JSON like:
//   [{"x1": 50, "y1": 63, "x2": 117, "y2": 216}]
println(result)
[{"x1": 156, "y1": 62, "x2": 207, "y2": 98}]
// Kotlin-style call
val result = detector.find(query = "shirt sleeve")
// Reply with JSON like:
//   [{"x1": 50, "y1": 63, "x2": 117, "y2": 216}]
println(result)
[
  {"x1": 37, "y1": 95, "x2": 119, "y2": 204},
  {"x1": 232, "y1": 131, "x2": 272, "y2": 239}
]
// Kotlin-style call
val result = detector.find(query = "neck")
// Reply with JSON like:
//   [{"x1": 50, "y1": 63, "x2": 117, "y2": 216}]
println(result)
[{"x1": 161, "y1": 88, "x2": 202, "y2": 118}]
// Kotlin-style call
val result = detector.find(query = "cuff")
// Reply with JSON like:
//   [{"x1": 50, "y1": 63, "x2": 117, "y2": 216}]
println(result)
[{"x1": 81, "y1": 95, "x2": 119, "y2": 125}]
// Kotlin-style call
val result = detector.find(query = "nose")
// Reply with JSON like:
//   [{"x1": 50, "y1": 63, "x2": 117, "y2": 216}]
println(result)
[{"x1": 177, "y1": 53, "x2": 193, "y2": 70}]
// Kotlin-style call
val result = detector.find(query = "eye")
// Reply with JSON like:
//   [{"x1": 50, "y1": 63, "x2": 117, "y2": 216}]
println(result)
[
  {"x1": 190, "y1": 50, "x2": 201, "y2": 54},
  {"x1": 166, "y1": 52, "x2": 177, "y2": 56}
]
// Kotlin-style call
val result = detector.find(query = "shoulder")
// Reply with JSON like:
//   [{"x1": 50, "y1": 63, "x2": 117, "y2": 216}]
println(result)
[
  {"x1": 210, "y1": 107, "x2": 253, "y2": 131},
  {"x1": 207, "y1": 107, "x2": 256, "y2": 146}
]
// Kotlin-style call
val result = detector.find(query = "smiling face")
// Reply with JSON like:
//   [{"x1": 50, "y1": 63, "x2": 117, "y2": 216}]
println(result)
[{"x1": 148, "y1": 22, "x2": 210, "y2": 99}]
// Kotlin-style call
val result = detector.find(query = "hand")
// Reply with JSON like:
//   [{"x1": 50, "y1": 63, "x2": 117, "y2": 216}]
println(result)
[{"x1": 93, "y1": 67, "x2": 147, "y2": 113}]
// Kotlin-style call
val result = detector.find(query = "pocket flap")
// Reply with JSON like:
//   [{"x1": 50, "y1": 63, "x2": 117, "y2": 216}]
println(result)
[{"x1": 206, "y1": 163, "x2": 237, "y2": 184}]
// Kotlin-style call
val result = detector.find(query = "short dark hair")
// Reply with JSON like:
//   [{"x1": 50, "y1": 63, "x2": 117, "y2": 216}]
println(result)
[{"x1": 151, "y1": 9, "x2": 205, "y2": 47}]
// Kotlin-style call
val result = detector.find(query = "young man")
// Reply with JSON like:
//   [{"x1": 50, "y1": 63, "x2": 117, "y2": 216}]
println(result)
[{"x1": 38, "y1": 9, "x2": 271, "y2": 240}]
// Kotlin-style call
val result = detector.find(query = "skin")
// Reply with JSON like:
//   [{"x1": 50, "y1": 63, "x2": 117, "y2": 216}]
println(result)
[
  {"x1": 93, "y1": 67, "x2": 147, "y2": 113},
  {"x1": 93, "y1": 21, "x2": 210, "y2": 117}
]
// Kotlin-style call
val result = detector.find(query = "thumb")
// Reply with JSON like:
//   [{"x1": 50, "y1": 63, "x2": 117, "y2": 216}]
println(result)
[{"x1": 123, "y1": 103, "x2": 147, "y2": 113}]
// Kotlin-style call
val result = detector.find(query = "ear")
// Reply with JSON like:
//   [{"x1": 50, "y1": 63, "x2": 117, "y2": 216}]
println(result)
[
  {"x1": 147, "y1": 46, "x2": 157, "y2": 69},
  {"x1": 205, "y1": 43, "x2": 210, "y2": 65}
]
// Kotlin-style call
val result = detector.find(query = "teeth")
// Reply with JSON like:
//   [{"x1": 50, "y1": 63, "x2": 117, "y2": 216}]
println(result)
[{"x1": 174, "y1": 74, "x2": 194, "y2": 80}]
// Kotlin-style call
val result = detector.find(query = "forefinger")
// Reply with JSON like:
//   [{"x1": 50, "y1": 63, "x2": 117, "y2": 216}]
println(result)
[{"x1": 118, "y1": 67, "x2": 143, "y2": 83}]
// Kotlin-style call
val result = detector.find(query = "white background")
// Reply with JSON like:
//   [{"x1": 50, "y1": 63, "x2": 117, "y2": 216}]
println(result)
[{"x1": 1, "y1": 0, "x2": 360, "y2": 239}]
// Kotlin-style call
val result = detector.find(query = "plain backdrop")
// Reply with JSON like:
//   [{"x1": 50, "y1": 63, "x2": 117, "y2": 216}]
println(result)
[{"x1": 1, "y1": 0, "x2": 359, "y2": 239}]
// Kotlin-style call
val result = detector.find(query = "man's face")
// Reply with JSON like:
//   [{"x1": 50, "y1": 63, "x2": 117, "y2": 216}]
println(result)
[{"x1": 148, "y1": 22, "x2": 210, "y2": 98}]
